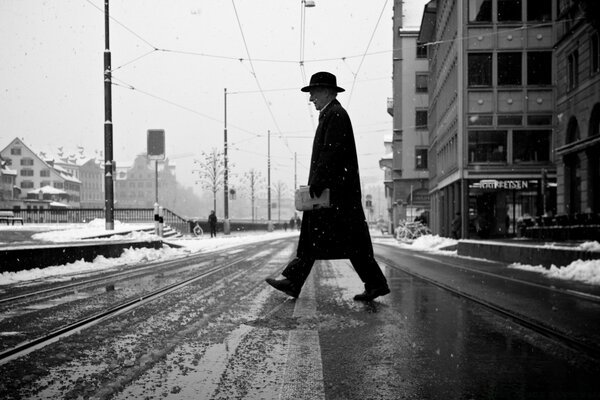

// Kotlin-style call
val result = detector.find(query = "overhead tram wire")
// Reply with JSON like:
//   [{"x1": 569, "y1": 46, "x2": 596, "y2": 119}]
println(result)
[{"x1": 346, "y1": 0, "x2": 389, "y2": 109}]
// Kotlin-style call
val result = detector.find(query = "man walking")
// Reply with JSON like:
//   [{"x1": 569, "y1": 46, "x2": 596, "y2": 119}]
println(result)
[{"x1": 266, "y1": 72, "x2": 390, "y2": 301}]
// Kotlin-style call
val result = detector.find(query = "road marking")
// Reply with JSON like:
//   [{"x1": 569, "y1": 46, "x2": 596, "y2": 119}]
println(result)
[{"x1": 279, "y1": 270, "x2": 325, "y2": 400}]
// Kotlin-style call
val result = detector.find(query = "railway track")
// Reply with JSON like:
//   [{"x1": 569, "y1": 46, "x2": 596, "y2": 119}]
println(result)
[
  {"x1": 376, "y1": 255, "x2": 600, "y2": 361},
  {"x1": 0, "y1": 239, "x2": 290, "y2": 365}
]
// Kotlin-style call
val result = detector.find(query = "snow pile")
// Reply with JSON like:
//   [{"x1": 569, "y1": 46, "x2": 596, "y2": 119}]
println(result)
[
  {"x1": 509, "y1": 259, "x2": 600, "y2": 286},
  {"x1": 0, "y1": 245, "x2": 190, "y2": 285},
  {"x1": 392, "y1": 234, "x2": 457, "y2": 254},
  {"x1": 31, "y1": 219, "x2": 155, "y2": 242},
  {"x1": 578, "y1": 241, "x2": 600, "y2": 252}
]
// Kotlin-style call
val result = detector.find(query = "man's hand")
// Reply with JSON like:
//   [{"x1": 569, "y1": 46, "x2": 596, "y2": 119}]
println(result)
[{"x1": 309, "y1": 184, "x2": 324, "y2": 198}]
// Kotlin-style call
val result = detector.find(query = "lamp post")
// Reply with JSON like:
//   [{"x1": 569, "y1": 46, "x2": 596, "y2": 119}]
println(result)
[{"x1": 103, "y1": 0, "x2": 115, "y2": 230}]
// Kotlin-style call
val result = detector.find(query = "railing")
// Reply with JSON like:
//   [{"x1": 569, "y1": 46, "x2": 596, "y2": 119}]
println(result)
[
  {"x1": 1, "y1": 208, "x2": 190, "y2": 234},
  {"x1": 1, "y1": 208, "x2": 290, "y2": 236}
]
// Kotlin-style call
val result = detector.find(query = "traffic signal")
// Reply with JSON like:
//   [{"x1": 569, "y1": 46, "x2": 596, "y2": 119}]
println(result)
[{"x1": 147, "y1": 129, "x2": 165, "y2": 160}]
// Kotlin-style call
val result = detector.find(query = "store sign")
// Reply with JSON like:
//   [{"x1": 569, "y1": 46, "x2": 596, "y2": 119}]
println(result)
[{"x1": 473, "y1": 179, "x2": 530, "y2": 190}]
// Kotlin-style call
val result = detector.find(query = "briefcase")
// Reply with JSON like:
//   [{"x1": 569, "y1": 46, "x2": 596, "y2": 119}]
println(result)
[{"x1": 294, "y1": 186, "x2": 331, "y2": 211}]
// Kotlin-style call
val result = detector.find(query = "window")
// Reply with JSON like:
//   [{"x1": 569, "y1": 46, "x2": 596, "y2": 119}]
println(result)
[
  {"x1": 468, "y1": 130, "x2": 507, "y2": 163},
  {"x1": 10, "y1": 147, "x2": 21, "y2": 156},
  {"x1": 20, "y1": 158, "x2": 34, "y2": 166},
  {"x1": 527, "y1": 52, "x2": 552, "y2": 85},
  {"x1": 527, "y1": 0, "x2": 551, "y2": 22},
  {"x1": 416, "y1": 110, "x2": 428, "y2": 129},
  {"x1": 568, "y1": 50, "x2": 579, "y2": 90},
  {"x1": 468, "y1": 53, "x2": 492, "y2": 86},
  {"x1": 415, "y1": 73, "x2": 428, "y2": 93},
  {"x1": 591, "y1": 32, "x2": 599, "y2": 75},
  {"x1": 20, "y1": 169, "x2": 34, "y2": 177},
  {"x1": 53, "y1": 182, "x2": 64, "y2": 189},
  {"x1": 498, "y1": 115, "x2": 523, "y2": 125},
  {"x1": 40, "y1": 181, "x2": 50, "y2": 187},
  {"x1": 21, "y1": 180, "x2": 34, "y2": 189},
  {"x1": 468, "y1": 115, "x2": 493, "y2": 125},
  {"x1": 3, "y1": 158, "x2": 12, "y2": 166},
  {"x1": 40, "y1": 169, "x2": 50, "y2": 177},
  {"x1": 498, "y1": 52, "x2": 522, "y2": 85},
  {"x1": 513, "y1": 130, "x2": 551, "y2": 162},
  {"x1": 416, "y1": 43, "x2": 428, "y2": 59},
  {"x1": 415, "y1": 148, "x2": 428, "y2": 169},
  {"x1": 469, "y1": 0, "x2": 492, "y2": 22},
  {"x1": 498, "y1": 0, "x2": 522, "y2": 22}
]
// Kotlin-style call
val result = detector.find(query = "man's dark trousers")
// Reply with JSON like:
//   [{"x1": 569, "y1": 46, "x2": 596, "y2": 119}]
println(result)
[{"x1": 282, "y1": 256, "x2": 387, "y2": 290}]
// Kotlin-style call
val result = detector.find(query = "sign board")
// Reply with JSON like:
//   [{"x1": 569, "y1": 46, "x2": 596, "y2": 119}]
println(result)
[
  {"x1": 147, "y1": 129, "x2": 165, "y2": 160},
  {"x1": 471, "y1": 179, "x2": 530, "y2": 190}
]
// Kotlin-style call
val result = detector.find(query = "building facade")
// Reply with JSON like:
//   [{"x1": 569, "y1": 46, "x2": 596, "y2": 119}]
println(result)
[
  {"x1": 389, "y1": 0, "x2": 431, "y2": 229},
  {"x1": 420, "y1": 0, "x2": 557, "y2": 238},
  {"x1": 0, "y1": 138, "x2": 81, "y2": 209},
  {"x1": 554, "y1": 0, "x2": 600, "y2": 217}
]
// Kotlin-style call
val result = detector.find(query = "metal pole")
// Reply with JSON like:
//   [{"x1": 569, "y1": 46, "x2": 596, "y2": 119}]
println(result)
[
  {"x1": 267, "y1": 130, "x2": 273, "y2": 231},
  {"x1": 294, "y1": 152, "x2": 297, "y2": 190},
  {"x1": 103, "y1": 0, "x2": 114, "y2": 230},
  {"x1": 223, "y1": 88, "x2": 230, "y2": 234},
  {"x1": 155, "y1": 160, "x2": 158, "y2": 204}
]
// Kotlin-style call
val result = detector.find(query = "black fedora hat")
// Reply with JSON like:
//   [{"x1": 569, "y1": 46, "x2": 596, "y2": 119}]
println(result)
[{"x1": 301, "y1": 71, "x2": 345, "y2": 92}]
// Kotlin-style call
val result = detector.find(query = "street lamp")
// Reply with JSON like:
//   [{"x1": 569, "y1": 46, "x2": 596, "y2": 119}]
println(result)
[{"x1": 223, "y1": 88, "x2": 230, "y2": 235}]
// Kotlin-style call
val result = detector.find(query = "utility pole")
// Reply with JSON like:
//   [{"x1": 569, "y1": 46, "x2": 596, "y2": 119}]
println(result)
[
  {"x1": 267, "y1": 130, "x2": 273, "y2": 231},
  {"x1": 103, "y1": 0, "x2": 115, "y2": 230},
  {"x1": 223, "y1": 88, "x2": 230, "y2": 234},
  {"x1": 294, "y1": 152, "x2": 297, "y2": 189}
]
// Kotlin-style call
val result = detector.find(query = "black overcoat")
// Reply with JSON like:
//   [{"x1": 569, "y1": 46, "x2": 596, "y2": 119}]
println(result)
[{"x1": 296, "y1": 99, "x2": 374, "y2": 259}]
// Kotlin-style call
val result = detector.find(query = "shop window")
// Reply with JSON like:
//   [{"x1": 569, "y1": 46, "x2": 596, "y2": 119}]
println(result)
[
  {"x1": 498, "y1": 0, "x2": 522, "y2": 22},
  {"x1": 468, "y1": 130, "x2": 507, "y2": 163},
  {"x1": 415, "y1": 148, "x2": 428, "y2": 169},
  {"x1": 527, "y1": 0, "x2": 551, "y2": 22},
  {"x1": 567, "y1": 50, "x2": 579, "y2": 91},
  {"x1": 10, "y1": 147, "x2": 21, "y2": 156},
  {"x1": 468, "y1": 53, "x2": 492, "y2": 87},
  {"x1": 527, "y1": 115, "x2": 552, "y2": 125},
  {"x1": 416, "y1": 110, "x2": 428, "y2": 129},
  {"x1": 469, "y1": 0, "x2": 492, "y2": 22},
  {"x1": 527, "y1": 52, "x2": 552, "y2": 85},
  {"x1": 416, "y1": 73, "x2": 428, "y2": 93},
  {"x1": 513, "y1": 130, "x2": 551, "y2": 162},
  {"x1": 416, "y1": 43, "x2": 428, "y2": 59},
  {"x1": 498, "y1": 115, "x2": 523, "y2": 125},
  {"x1": 20, "y1": 180, "x2": 34, "y2": 189},
  {"x1": 498, "y1": 52, "x2": 522, "y2": 86},
  {"x1": 591, "y1": 32, "x2": 599, "y2": 75},
  {"x1": 468, "y1": 115, "x2": 493, "y2": 125}
]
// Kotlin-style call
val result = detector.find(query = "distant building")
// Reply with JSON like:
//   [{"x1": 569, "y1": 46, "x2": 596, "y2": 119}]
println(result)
[
  {"x1": 419, "y1": 0, "x2": 557, "y2": 238},
  {"x1": 79, "y1": 158, "x2": 105, "y2": 208},
  {"x1": 0, "y1": 138, "x2": 81, "y2": 209},
  {"x1": 554, "y1": 0, "x2": 600, "y2": 216},
  {"x1": 0, "y1": 154, "x2": 18, "y2": 205}
]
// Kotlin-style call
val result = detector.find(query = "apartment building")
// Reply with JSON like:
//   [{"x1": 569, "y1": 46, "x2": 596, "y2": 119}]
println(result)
[
  {"x1": 419, "y1": 0, "x2": 557, "y2": 238},
  {"x1": 388, "y1": 0, "x2": 430, "y2": 229},
  {"x1": 554, "y1": 0, "x2": 600, "y2": 216}
]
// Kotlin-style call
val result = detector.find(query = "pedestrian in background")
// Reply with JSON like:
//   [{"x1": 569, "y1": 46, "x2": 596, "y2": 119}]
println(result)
[
  {"x1": 451, "y1": 212, "x2": 461, "y2": 239},
  {"x1": 266, "y1": 71, "x2": 390, "y2": 302},
  {"x1": 289, "y1": 216, "x2": 295, "y2": 231},
  {"x1": 208, "y1": 210, "x2": 217, "y2": 238}
]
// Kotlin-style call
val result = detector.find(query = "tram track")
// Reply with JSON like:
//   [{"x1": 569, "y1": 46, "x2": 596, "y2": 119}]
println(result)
[
  {"x1": 376, "y1": 255, "x2": 600, "y2": 361},
  {"x1": 0, "y1": 239, "x2": 291, "y2": 365}
]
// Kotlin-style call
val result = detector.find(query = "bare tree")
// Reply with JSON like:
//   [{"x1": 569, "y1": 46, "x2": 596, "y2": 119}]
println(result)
[
  {"x1": 273, "y1": 180, "x2": 288, "y2": 223},
  {"x1": 243, "y1": 169, "x2": 264, "y2": 222},
  {"x1": 194, "y1": 148, "x2": 225, "y2": 214}
]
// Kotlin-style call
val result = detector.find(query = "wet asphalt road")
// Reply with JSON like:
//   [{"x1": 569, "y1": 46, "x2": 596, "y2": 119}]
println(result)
[{"x1": 1, "y1": 236, "x2": 599, "y2": 399}]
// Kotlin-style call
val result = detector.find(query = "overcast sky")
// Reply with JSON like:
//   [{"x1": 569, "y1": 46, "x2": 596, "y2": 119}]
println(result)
[{"x1": 0, "y1": 0, "x2": 428, "y2": 195}]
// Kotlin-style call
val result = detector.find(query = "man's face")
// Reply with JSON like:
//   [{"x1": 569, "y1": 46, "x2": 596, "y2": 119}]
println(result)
[{"x1": 309, "y1": 87, "x2": 332, "y2": 111}]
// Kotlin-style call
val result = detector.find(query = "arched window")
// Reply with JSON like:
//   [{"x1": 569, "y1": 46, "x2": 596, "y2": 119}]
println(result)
[{"x1": 566, "y1": 116, "x2": 580, "y2": 143}]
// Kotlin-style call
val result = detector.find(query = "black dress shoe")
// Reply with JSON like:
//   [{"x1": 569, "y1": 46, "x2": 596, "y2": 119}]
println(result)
[
  {"x1": 353, "y1": 286, "x2": 390, "y2": 301},
  {"x1": 265, "y1": 278, "x2": 300, "y2": 298}
]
